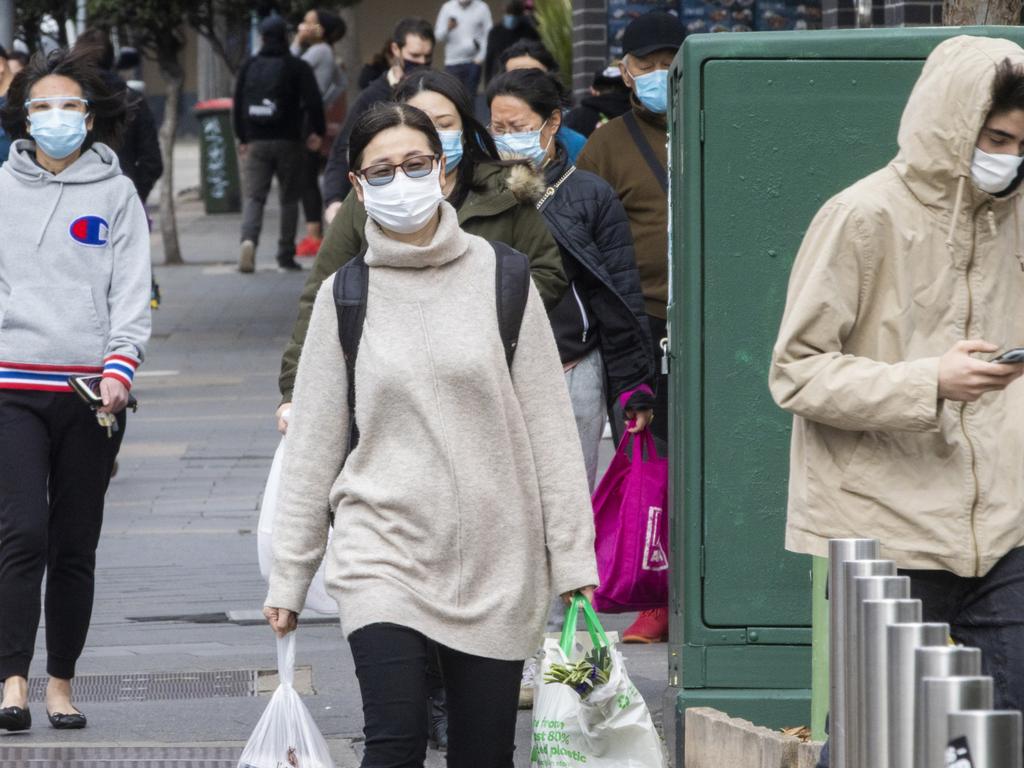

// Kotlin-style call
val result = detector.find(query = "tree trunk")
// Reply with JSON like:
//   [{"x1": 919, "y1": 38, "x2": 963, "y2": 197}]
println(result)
[
  {"x1": 158, "y1": 60, "x2": 184, "y2": 266},
  {"x1": 943, "y1": 0, "x2": 1022, "y2": 24},
  {"x1": 338, "y1": 5, "x2": 361, "y2": 98}
]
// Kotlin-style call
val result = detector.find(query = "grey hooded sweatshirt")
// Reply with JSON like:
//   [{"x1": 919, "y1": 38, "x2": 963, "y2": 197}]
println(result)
[{"x1": 0, "y1": 140, "x2": 151, "y2": 391}]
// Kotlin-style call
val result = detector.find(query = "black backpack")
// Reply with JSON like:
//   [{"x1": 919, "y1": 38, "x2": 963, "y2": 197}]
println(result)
[
  {"x1": 333, "y1": 241, "x2": 531, "y2": 462},
  {"x1": 242, "y1": 56, "x2": 288, "y2": 128}
]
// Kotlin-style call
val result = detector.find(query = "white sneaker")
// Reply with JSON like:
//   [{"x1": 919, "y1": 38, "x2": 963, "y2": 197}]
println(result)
[{"x1": 238, "y1": 240, "x2": 256, "y2": 273}]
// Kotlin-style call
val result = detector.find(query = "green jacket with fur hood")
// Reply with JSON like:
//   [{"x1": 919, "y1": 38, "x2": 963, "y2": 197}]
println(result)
[{"x1": 279, "y1": 161, "x2": 565, "y2": 402}]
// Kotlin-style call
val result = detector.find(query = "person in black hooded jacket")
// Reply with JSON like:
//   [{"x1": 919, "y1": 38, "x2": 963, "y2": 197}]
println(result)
[
  {"x1": 563, "y1": 65, "x2": 631, "y2": 138},
  {"x1": 487, "y1": 68, "x2": 655, "y2": 492}
]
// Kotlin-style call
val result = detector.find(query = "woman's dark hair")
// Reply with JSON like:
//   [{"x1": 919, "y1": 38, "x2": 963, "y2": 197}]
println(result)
[
  {"x1": 315, "y1": 9, "x2": 346, "y2": 45},
  {"x1": 348, "y1": 102, "x2": 442, "y2": 173},
  {"x1": 394, "y1": 69, "x2": 500, "y2": 208},
  {"x1": 499, "y1": 40, "x2": 558, "y2": 73},
  {"x1": 989, "y1": 58, "x2": 1024, "y2": 118},
  {"x1": 75, "y1": 28, "x2": 116, "y2": 71},
  {"x1": 0, "y1": 46, "x2": 130, "y2": 151},
  {"x1": 486, "y1": 68, "x2": 568, "y2": 121}
]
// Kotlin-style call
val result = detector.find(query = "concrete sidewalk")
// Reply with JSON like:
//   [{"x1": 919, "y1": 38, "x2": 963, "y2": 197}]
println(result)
[{"x1": 0, "y1": 141, "x2": 671, "y2": 767}]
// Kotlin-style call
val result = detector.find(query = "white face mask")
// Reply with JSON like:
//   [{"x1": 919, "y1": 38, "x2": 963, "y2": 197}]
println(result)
[
  {"x1": 359, "y1": 166, "x2": 444, "y2": 234},
  {"x1": 971, "y1": 147, "x2": 1024, "y2": 194}
]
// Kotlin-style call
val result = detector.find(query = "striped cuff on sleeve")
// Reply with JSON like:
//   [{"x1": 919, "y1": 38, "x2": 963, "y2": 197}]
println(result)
[{"x1": 102, "y1": 354, "x2": 139, "y2": 389}]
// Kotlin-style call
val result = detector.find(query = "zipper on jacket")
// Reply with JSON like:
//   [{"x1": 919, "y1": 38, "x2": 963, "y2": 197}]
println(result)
[
  {"x1": 571, "y1": 282, "x2": 590, "y2": 343},
  {"x1": 962, "y1": 214, "x2": 982, "y2": 577}
]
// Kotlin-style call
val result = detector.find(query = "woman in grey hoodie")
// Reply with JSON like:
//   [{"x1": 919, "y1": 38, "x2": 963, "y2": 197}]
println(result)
[
  {"x1": 264, "y1": 102, "x2": 597, "y2": 767},
  {"x1": 0, "y1": 48, "x2": 151, "y2": 732}
]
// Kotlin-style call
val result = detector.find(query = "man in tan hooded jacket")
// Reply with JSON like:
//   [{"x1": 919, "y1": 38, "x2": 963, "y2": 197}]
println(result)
[{"x1": 771, "y1": 35, "x2": 1024, "y2": 720}]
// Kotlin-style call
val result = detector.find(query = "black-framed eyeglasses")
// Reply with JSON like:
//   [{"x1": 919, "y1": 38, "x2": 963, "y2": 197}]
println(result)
[{"x1": 355, "y1": 154, "x2": 440, "y2": 187}]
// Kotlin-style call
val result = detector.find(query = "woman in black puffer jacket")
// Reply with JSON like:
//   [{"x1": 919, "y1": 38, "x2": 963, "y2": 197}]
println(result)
[{"x1": 487, "y1": 68, "x2": 656, "y2": 492}]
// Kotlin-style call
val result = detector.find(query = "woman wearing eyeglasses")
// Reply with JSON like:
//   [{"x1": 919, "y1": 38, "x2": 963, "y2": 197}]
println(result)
[
  {"x1": 276, "y1": 69, "x2": 564, "y2": 430},
  {"x1": 0, "y1": 49, "x2": 150, "y2": 731},
  {"x1": 263, "y1": 102, "x2": 597, "y2": 768}
]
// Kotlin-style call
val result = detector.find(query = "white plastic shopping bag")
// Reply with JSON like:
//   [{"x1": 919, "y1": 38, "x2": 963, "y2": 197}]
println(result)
[
  {"x1": 530, "y1": 596, "x2": 667, "y2": 768},
  {"x1": 238, "y1": 634, "x2": 335, "y2": 768},
  {"x1": 258, "y1": 435, "x2": 336, "y2": 614}
]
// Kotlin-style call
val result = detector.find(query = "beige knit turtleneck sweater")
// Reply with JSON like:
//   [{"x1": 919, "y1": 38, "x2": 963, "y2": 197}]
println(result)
[{"x1": 267, "y1": 202, "x2": 598, "y2": 661}]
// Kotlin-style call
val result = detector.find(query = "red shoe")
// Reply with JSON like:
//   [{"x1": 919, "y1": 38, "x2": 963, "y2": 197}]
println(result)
[
  {"x1": 622, "y1": 607, "x2": 669, "y2": 643},
  {"x1": 295, "y1": 236, "x2": 322, "y2": 257}
]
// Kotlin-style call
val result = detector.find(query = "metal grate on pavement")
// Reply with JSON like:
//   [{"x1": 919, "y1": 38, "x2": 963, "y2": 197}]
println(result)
[
  {"x1": 0, "y1": 744, "x2": 241, "y2": 767},
  {"x1": 20, "y1": 669, "x2": 258, "y2": 702}
]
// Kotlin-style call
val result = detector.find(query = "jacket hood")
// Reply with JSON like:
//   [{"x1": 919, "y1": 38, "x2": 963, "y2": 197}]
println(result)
[
  {"x1": 4, "y1": 140, "x2": 124, "y2": 186},
  {"x1": 893, "y1": 35, "x2": 1024, "y2": 210},
  {"x1": 505, "y1": 161, "x2": 546, "y2": 205}
]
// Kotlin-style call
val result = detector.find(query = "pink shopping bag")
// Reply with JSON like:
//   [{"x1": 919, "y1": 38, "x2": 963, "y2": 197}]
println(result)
[{"x1": 591, "y1": 430, "x2": 669, "y2": 613}]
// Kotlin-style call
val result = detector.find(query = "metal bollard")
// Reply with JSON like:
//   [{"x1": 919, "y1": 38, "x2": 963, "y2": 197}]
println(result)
[
  {"x1": 848, "y1": 571, "x2": 908, "y2": 768},
  {"x1": 913, "y1": 646, "x2": 983, "y2": 768},
  {"x1": 828, "y1": 539, "x2": 881, "y2": 768},
  {"x1": 947, "y1": 711, "x2": 1023, "y2": 768},
  {"x1": 918, "y1": 676, "x2": 993, "y2": 768},
  {"x1": 886, "y1": 622, "x2": 950, "y2": 768},
  {"x1": 858, "y1": 598, "x2": 921, "y2": 768}
]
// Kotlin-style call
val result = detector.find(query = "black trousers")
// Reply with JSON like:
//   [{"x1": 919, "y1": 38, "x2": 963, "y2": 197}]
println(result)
[
  {"x1": 0, "y1": 390, "x2": 124, "y2": 680},
  {"x1": 300, "y1": 148, "x2": 323, "y2": 226},
  {"x1": 349, "y1": 623, "x2": 523, "y2": 768},
  {"x1": 818, "y1": 546, "x2": 1024, "y2": 767}
]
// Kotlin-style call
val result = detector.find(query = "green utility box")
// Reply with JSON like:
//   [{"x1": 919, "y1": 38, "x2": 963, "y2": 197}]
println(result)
[{"x1": 667, "y1": 25, "x2": 1024, "y2": 756}]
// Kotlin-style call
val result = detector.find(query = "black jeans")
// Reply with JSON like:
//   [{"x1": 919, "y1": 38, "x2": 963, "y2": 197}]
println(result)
[
  {"x1": 300, "y1": 148, "x2": 323, "y2": 227},
  {"x1": 349, "y1": 623, "x2": 523, "y2": 768},
  {"x1": 445, "y1": 63, "x2": 482, "y2": 97},
  {"x1": 817, "y1": 546, "x2": 1024, "y2": 767},
  {"x1": 0, "y1": 390, "x2": 124, "y2": 680}
]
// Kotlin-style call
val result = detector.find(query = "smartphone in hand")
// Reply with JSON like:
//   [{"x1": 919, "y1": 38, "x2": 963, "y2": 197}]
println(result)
[{"x1": 991, "y1": 347, "x2": 1024, "y2": 364}]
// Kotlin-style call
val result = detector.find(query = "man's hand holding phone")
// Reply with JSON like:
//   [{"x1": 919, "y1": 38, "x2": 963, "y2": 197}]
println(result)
[{"x1": 938, "y1": 340, "x2": 1024, "y2": 402}]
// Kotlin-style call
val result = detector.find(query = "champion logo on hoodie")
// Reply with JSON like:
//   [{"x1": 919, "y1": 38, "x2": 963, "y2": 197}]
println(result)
[{"x1": 69, "y1": 215, "x2": 110, "y2": 247}]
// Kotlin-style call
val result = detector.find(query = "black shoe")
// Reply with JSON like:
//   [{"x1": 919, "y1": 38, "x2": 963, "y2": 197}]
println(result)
[
  {"x1": 0, "y1": 706, "x2": 31, "y2": 732},
  {"x1": 427, "y1": 689, "x2": 448, "y2": 752},
  {"x1": 276, "y1": 256, "x2": 302, "y2": 272},
  {"x1": 47, "y1": 709, "x2": 86, "y2": 730}
]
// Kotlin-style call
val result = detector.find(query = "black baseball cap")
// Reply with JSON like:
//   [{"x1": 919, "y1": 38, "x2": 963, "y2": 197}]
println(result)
[{"x1": 622, "y1": 11, "x2": 686, "y2": 58}]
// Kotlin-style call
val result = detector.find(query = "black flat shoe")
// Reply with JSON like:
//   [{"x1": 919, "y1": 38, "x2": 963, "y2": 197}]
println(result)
[
  {"x1": 0, "y1": 706, "x2": 31, "y2": 731},
  {"x1": 47, "y1": 710, "x2": 86, "y2": 730}
]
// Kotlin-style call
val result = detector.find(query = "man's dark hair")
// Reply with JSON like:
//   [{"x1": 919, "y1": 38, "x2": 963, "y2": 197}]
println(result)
[
  {"x1": 348, "y1": 101, "x2": 442, "y2": 173},
  {"x1": 394, "y1": 69, "x2": 500, "y2": 208},
  {"x1": 499, "y1": 40, "x2": 557, "y2": 73},
  {"x1": 989, "y1": 58, "x2": 1024, "y2": 117},
  {"x1": 9, "y1": 51, "x2": 29, "y2": 67},
  {"x1": 392, "y1": 17, "x2": 435, "y2": 49},
  {"x1": 0, "y1": 47, "x2": 130, "y2": 150}
]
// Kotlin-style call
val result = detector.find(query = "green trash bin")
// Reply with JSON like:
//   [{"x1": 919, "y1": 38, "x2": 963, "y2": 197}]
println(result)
[
  {"x1": 666, "y1": 25, "x2": 1024, "y2": 761},
  {"x1": 194, "y1": 98, "x2": 242, "y2": 214}
]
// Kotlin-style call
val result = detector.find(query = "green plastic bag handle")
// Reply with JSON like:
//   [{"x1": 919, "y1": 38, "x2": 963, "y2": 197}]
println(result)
[{"x1": 559, "y1": 593, "x2": 611, "y2": 657}]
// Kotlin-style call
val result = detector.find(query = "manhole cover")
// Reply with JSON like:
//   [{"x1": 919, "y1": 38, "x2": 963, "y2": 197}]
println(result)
[
  {"x1": 16, "y1": 670, "x2": 256, "y2": 703},
  {"x1": 0, "y1": 744, "x2": 240, "y2": 767}
]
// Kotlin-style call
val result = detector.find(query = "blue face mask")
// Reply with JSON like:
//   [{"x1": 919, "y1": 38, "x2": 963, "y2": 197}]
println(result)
[
  {"x1": 503, "y1": 14, "x2": 518, "y2": 29},
  {"x1": 493, "y1": 122, "x2": 550, "y2": 168},
  {"x1": 632, "y1": 69, "x2": 669, "y2": 115},
  {"x1": 438, "y1": 129, "x2": 463, "y2": 170},
  {"x1": 28, "y1": 109, "x2": 88, "y2": 159}
]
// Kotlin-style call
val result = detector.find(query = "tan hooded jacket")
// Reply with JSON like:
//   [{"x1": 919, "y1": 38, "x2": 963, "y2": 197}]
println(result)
[{"x1": 770, "y1": 36, "x2": 1024, "y2": 578}]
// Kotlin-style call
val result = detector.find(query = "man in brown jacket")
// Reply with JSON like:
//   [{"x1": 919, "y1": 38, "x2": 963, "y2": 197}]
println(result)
[
  {"x1": 771, "y1": 36, "x2": 1024, "y2": 735},
  {"x1": 576, "y1": 10, "x2": 684, "y2": 644}
]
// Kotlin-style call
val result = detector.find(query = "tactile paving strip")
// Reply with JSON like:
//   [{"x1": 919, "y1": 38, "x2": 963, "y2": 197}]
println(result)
[
  {"x1": 0, "y1": 744, "x2": 241, "y2": 767},
  {"x1": 20, "y1": 669, "x2": 258, "y2": 702}
]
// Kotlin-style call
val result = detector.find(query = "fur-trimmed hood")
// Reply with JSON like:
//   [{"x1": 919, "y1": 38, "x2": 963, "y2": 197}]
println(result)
[{"x1": 503, "y1": 161, "x2": 547, "y2": 205}]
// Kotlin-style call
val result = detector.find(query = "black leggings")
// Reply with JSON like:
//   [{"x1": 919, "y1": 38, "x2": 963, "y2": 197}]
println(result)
[
  {"x1": 0, "y1": 390, "x2": 124, "y2": 680},
  {"x1": 349, "y1": 623, "x2": 523, "y2": 768},
  {"x1": 301, "y1": 149, "x2": 323, "y2": 226}
]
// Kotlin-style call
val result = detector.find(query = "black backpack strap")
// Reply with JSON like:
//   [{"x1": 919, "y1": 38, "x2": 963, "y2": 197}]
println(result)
[
  {"x1": 490, "y1": 241, "x2": 531, "y2": 369},
  {"x1": 333, "y1": 246, "x2": 369, "y2": 462},
  {"x1": 623, "y1": 111, "x2": 668, "y2": 195}
]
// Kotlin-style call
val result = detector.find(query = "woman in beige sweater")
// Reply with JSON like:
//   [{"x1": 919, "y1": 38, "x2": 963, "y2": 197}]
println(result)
[{"x1": 263, "y1": 102, "x2": 598, "y2": 768}]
